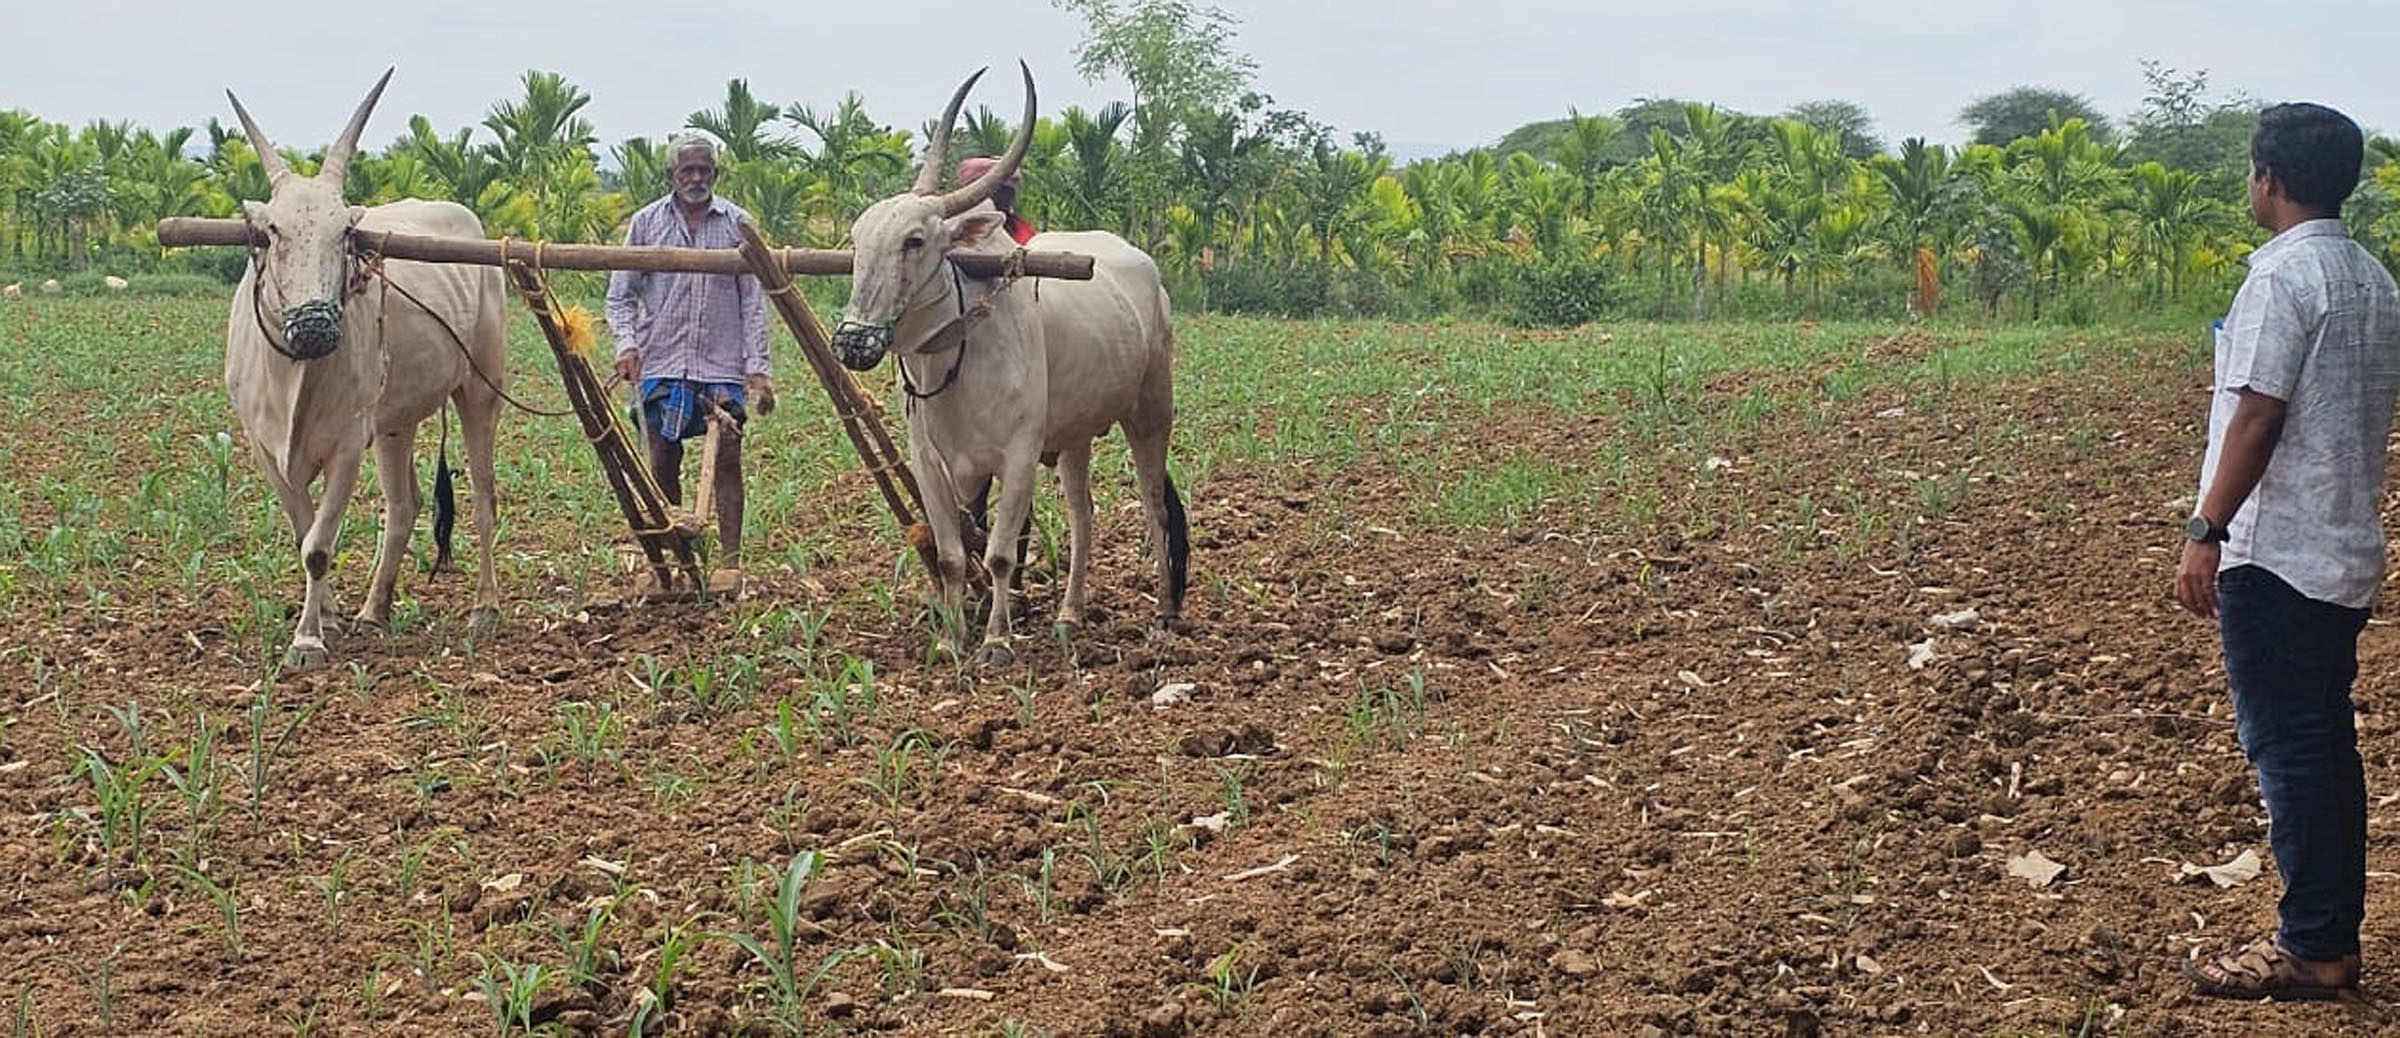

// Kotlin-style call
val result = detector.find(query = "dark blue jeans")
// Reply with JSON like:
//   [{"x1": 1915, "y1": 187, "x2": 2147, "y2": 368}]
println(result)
[{"x1": 2218, "y1": 564, "x2": 2371, "y2": 961}]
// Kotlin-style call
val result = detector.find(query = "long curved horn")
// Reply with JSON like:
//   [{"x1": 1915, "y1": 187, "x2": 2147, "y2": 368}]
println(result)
[
  {"x1": 319, "y1": 67, "x2": 394, "y2": 187},
  {"x1": 939, "y1": 61, "x2": 1036, "y2": 218},
  {"x1": 226, "y1": 90, "x2": 291, "y2": 182},
  {"x1": 912, "y1": 66, "x2": 987, "y2": 195}
]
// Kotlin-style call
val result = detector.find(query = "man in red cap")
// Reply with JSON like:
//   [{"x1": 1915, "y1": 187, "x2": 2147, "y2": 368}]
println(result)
[{"x1": 956, "y1": 155, "x2": 1038, "y2": 245}]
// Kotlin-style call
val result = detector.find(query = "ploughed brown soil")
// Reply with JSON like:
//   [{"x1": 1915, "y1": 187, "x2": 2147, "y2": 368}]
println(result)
[{"x1": 9, "y1": 319, "x2": 2400, "y2": 1036}]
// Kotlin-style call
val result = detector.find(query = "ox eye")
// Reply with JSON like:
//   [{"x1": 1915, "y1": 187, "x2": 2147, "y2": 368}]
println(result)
[{"x1": 902, "y1": 234, "x2": 926, "y2": 250}]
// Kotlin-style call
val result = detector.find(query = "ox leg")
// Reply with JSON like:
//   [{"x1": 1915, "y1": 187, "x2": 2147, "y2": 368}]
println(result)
[
  {"x1": 1055, "y1": 442, "x2": 1095, "y2": 631},
  {"x1": 458, "y1": 389, "x2": 503, "y2": 631},
  {"x1": 916, "y1": 459, "x2": 975, "y2": 659},
  {"x1": 977, "y1": 458, "x2": 1040, "y2": 665},
  {"x1": 289, "y1": 457, "x2": 363, "y2": 670},
  {"x1": 1127, "y1": 427, "x2": 1189, "y2": 627},
  {"x1": 359, "y1": 425, "x2": 419, "y2": 627},
  {"x1": 253, "y1": 445, "x2": 338, "y2": 662}
]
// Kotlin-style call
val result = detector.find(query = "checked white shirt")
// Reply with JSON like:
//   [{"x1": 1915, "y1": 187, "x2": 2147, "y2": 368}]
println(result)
[
  {"x1": 2202, "y1": 219, "x2": 2400, "y2": 608},
  {"x1": 604, "y1": 194, "x2": 770, "y2": 384}
]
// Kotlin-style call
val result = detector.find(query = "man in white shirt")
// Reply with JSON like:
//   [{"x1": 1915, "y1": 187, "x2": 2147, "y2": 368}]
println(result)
[{"x1": 2180, "y1": 102, "x2": 2400, "y2": 1001}]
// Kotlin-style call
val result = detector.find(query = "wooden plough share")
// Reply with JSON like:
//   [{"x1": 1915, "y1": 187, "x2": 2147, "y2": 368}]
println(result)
[{"x1": 155, "y1": 216, "x2": 1095, "y2": 599}]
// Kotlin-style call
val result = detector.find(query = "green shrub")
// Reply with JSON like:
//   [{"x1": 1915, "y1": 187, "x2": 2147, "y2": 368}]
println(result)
[
  {"x1": 1330, "y1": 266, "x2": 1402, "y2": 318},
  {"x1": 1203, "y1": 261, "x2": 1329, "y2": 318},
  {"x1": 1508, "y1": 258, "x2": 1619, "y2": 327}
]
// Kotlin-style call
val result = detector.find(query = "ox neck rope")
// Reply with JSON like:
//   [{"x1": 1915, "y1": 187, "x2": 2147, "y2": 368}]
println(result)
[
  {"x1": 359, "y1": 237, "x2": 575, "y2": 419},
  {"x1": 898, "y1": 250, "x2": 1030, "y2": 403},
  {"x1": 899, "y1": 264, "x2": 973, "y2": 401}
]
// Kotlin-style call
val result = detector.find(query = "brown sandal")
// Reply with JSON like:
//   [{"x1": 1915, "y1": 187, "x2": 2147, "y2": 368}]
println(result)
[{"x1": 2184, "y1": 937, "x2": 2360, "y2": 1001}]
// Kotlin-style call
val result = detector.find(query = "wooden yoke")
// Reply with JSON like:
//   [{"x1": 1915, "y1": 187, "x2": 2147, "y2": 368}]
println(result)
[
  {"x1": 730, "y1": 221, "x2": 942, "y2": 578},
  {"x1": 156, "y1": 218, "x2": 1095, "y2": 281}
]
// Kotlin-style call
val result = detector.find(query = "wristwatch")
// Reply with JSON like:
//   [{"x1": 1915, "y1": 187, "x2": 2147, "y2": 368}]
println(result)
[{"x1": 2185, "y1": 514, "x2": 2230, "y2": 543}]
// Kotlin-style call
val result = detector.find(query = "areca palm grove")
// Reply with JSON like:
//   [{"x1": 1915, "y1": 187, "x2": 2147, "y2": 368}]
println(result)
[{"x1": 2, "y1": 24, "x2": 2394, "y2": 324}]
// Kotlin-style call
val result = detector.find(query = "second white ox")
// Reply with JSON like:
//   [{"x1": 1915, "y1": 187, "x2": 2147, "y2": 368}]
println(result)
[
  {"x1": 831, "y1": 65, "x2": 1189, "y2": 662},
  {"x1": 223, "y1": 70, "x2": 508, "y2": 668}
]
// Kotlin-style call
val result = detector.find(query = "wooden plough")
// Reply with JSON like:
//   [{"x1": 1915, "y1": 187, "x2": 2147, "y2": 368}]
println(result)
[{"x1": 157, "y1": 216, "x2": 1094, "y2": 599}]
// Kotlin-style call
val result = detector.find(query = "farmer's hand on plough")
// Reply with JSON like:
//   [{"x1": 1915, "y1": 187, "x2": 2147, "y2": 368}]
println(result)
[{"x1": 613, "y1": 349, "x2": 642, "y2": 385}]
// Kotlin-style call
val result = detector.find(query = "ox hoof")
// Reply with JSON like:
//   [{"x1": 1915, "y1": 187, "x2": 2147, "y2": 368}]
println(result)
[
  {"x1": 469, "y1": 607, "x2": 502, "y2": 634},
  {"x1": 285, "y1": 640, "x2": 331, "y2": 670},
  {"x1": 974, "y1": 643, "x2": 1018, "y2": 667}
]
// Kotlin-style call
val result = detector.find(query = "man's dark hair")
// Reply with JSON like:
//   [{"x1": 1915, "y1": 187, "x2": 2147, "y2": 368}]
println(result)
[{"x1": 2251, "y1": 102, "x2": 2365, "y2": 213}]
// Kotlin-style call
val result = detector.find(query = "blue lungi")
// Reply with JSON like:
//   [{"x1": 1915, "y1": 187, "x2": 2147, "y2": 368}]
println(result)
[{"x1": 638, "y1": 379, "x2": 746, "y2": 442}]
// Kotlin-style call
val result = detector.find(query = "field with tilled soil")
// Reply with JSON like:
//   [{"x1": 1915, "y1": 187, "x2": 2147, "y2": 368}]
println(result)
[{"x1": 5, "y1": 297, "x2": 2399, "y2": 1036}]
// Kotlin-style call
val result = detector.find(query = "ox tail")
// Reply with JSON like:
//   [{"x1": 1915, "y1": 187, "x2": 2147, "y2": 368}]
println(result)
[
  {"x1": 1162, "y1": 473, "x2": 1189, "y2": 617},
  {"x1": 432, "y1": 405, "x2": 457, "y2": 573}
]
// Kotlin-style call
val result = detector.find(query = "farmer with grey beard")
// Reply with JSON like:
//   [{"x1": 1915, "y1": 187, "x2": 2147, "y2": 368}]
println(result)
[{"x1": 606, "y1": 132, "x2": 773, "y2": 598}]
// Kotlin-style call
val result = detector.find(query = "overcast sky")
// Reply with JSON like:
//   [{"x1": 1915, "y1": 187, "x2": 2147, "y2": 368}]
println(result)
[{"x1": 9, "y1": 0, "x2": 2395, "y2": 162}]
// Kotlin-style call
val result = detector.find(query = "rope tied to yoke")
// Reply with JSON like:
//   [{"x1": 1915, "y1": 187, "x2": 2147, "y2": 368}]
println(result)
[
  {"x1": 357, "y1": 231, "x2": 573, "y2": 418},
  {"x1": 490, "y1": 234, "x2": 707, "y2": 583},
  {"x1": 899, "y1": 250, "x2": 1029, "y2": 402}
]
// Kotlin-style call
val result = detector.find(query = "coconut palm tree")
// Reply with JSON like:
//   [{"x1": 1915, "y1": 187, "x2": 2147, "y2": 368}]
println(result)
[
  {"x1": 1550, "y1": 110, "x2": 1621, "y2": 207},
  {"x1": 1295, "y1": 139, "x2": 1386, "y2": 266},
  {"x1": 405, "y1": 115, "x2": 516, "y2": 219},
  {"x1": 2123, "y1": 161, "x2": 2217, "y2": 299},
  {"x1": 28, "y1": 128, "x2": 104, "y2": 267},
  {"x1": 1056, "y1": 103, "x2": 1131, "y2": 233},
  {"x1": 789, "y1": 92, "x2": 910, "y2": 226},
  {"x1": 1871, "y1": 138, "x2": 1961, "y2": 276},
  {"x1": 612, "y1": 136, "x2": 668, "y2": 201},
  {"x1": 483, "y1": 70, "x2": 598, "y2": 238},
  {"x1": 688, "y1": 79, "x2": 797, "y2": 166},
  {"x1": 0, "y1": 110, "x2": 51, "y2": 262},
  {"x1": 110, "y1": 132, "x2": 212, "y2": 235}
]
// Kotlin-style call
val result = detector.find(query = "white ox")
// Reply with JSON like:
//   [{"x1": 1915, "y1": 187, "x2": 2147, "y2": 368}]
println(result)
[
  {"x1": 831, "y1": 65, "x2": 1188, "y2": 663},
  {"x1": 223, "y1": 70, "x2": 508, "y2": 668}
]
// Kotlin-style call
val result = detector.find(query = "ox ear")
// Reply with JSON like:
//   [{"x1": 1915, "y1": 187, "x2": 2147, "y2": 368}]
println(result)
[
  {"x1": 242, "y1": 199, "x2": 270, "y2": 226},
  {"x1": 947, "y1": 209, "x2": 1009, "y2": 249}
]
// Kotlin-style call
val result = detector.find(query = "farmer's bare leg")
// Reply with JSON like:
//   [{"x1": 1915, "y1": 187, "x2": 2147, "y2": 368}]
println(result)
[
  {"x1": 714, "y1": 420, "x2": 745, "y2": 567},
  {"x1": 648, "y1": 427, "x2": 685, "y2": 507}
]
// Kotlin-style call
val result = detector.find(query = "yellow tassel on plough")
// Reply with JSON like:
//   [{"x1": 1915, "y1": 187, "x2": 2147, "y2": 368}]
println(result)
[
  {"x1": 499, "y1": 260, "x2": 710, "y2": 600},
  {"x1": 558, "y1": 304, "x2": 599, "y2": 356}
]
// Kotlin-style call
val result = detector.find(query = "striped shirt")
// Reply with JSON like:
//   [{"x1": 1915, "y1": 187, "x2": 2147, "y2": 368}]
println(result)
[
  {"x1": 2204, "y1": 219, "x2": 2400, "y2": 607},
  {"x1": 605, "y1": 194, "x2": 770, "y2": 383}
]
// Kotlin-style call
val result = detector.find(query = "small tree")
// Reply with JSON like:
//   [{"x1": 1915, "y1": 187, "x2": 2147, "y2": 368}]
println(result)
[
  {"x1": 2123, "y1": 61, "x2": 2255, "y2": 185},
  {"x1": 1960, "y1": 87, "x2": 2115, "y2": 147},
  {"x1": 1784, "y1": 100, "x2": 1885, "y2": 160},
  {"x1": 1053, "y1": 0, "x2": 1259, "y2": 249}
]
